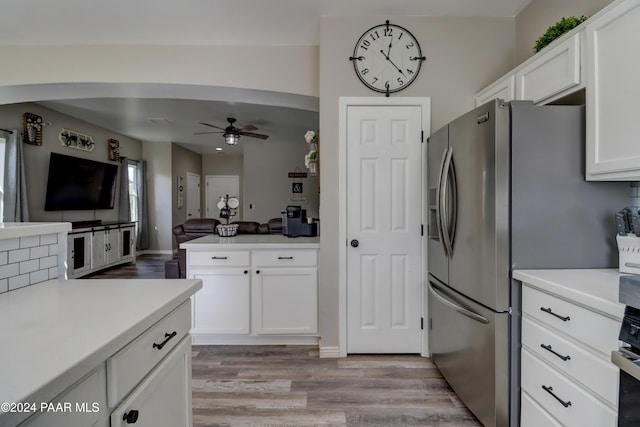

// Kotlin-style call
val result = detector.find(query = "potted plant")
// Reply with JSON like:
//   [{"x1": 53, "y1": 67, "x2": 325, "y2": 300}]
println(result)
[
  {"x1": 304, "y1": 130, "x2": 319, "y2": 175},
  {"x1": 533, "y1": 15, "x2": 589, "y2": 53}
]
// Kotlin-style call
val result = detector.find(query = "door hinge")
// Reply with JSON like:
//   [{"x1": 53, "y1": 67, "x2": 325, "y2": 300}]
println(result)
[{"x1": 421, "y1": 317, "x2": 424, "y2": 330}]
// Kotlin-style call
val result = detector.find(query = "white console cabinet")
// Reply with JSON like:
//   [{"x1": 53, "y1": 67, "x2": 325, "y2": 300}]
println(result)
[
  {"x1": 182, "y1": 235, "x2": 320, "y2": 345},
  {"x1": 67, "y1": 222, "x2": 135, "y2": 278}
]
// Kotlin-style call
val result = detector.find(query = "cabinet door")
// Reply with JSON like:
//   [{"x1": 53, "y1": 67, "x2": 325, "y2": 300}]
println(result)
[
  {"x1": 586, "y1": 0, "x2": 640, "y2": 180},
  {"x1": 67, "y1": 233, "x2": 91, "y2": 277},
  {"x1": 91, "y1": 230, "x2": 107, "y2": 270},
  {"x1": 191, "y1": 268, "x2": 251, "y2": 334},
  {"x1": 119, "y1": 226, "x2": 135, "y2": 262},
  {"x1": 515, "y1": 32, "x2": 581, "y2": 104},
  {"x1": 105, "y1": 227, "x2": 120, "y2": 265},
  {"x1": 252, "y1": 267, "x2": 318, "y2": 334},
  {"x1": 110, "y1": 336, "x2": 192, "y2": 427},
  {"x1": 475, "y1": 74, "x2": 515, "y2": 107}
]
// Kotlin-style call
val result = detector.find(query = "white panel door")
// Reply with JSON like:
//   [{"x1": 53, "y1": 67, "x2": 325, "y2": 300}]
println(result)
[
  {"x1": 205, "y1": 175, "x2": 239, "y2": 220},
  {"x1": 347, "y1": 105, "x2": 423, "y2": 353},
  {"x1": 186, "y1": 172, "x2": 201, "y2": 219}
]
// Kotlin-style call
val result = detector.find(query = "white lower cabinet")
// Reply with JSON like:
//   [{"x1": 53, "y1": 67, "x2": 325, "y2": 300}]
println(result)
[
  {"x1": 252, "y1": 267, "x2": 318, "y2": 334},
  {"x1": 192, "y1": 268, "x2": 251, "y2": 334},
  {"x1": 519, "y1": 278, "x2": 622, "y2": 427},
  {"x1": 187, "y1": 246, "x2": 319, "y2": 343},
  {"x1": 110, "y1": 336, "x2": 192, "y2": 427}
]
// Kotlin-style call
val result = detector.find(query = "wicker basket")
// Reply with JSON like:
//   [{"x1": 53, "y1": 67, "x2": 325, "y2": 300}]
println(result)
[{"x1": 216, "y1": 224, "x2": 239, "y2": 237}]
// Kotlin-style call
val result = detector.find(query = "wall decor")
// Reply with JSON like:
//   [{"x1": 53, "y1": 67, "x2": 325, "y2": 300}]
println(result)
[
  {"x1": 108, "y1": 138, "x2": 120, "y2": 161},
  {"x1": 177, "y1": 176, "x2": 184, "y2": 208},
  {"x1": 59, "y1": 128, "x2": 95, "y2": 152},
  {"x1": 23, "y1": 112, "x2": 43, "y2": 145}
]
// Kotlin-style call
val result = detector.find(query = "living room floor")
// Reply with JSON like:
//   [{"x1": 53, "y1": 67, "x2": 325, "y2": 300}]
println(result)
[{"x1": 91, "y1": 255, "x2": 480, "y2": 426}]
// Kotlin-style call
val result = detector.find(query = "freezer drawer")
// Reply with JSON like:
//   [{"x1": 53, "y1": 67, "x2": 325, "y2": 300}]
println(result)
[{"x1": 428, "y1": 278, "x2": 510, "y2": 427}]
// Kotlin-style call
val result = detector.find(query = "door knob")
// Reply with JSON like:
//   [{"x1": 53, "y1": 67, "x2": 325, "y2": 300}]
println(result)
[{"x1": 350, "y1": 239, "x2": 359, "y2": 248}]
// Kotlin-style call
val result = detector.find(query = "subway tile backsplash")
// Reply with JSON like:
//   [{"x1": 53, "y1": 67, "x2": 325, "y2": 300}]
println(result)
[{"x1": 0, "y1": 233, "x2": 60, "y2": 293}]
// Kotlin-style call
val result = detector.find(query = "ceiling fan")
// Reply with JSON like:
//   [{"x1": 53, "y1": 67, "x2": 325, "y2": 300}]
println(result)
[{"x1": 195, "y1": 117, "x2": 269, "y2": 145}]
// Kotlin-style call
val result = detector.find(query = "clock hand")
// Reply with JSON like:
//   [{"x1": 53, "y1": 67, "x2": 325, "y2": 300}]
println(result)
[
  {"x1": 379, "y1": 50, "x2": 405, "y2": 75},
  {"x1": 386, "y1": 36, "x2": 393, "y2": 58}
]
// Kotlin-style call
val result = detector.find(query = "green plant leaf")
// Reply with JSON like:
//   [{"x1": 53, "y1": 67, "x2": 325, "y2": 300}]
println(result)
[{"x1": 533, "y1": 15, "x2": 588, "y2": 53}]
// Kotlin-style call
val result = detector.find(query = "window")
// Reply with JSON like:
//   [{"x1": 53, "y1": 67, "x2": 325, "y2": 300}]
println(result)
[{"x1": 128, "y1": 160, "x2": 139, "y2": 233}]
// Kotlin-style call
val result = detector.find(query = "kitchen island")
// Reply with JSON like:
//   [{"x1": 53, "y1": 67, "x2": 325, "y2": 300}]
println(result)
[
  {"x1": 0, "y1": 278, "x2": 202, "y2": 427},
  {"x1": 181, "y1": 234, "x2": 320, "y2": 345}
]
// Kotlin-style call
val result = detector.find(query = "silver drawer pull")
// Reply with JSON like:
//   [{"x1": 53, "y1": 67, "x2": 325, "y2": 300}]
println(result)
[
  {"x1": 540, "y1": 306, "x2": 570, "y2": 322},
  {"x1": 542, "y1": 385, "x2": 572, "y2": 408},
  {"x1": 212, "y1": 256, "x2": 228, "y2": 260},
  {"x1": 540, "y1": 344, "x2": 571, "y2": 361},
  {"x1": 278, "y1": 256, "x2": 294, "y2": 260}
]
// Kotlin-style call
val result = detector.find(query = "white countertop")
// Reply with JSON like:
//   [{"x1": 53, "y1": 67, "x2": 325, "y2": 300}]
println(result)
[
  {"x1": 513, "y1": 269, "x2": 625, "y2": 320},
  {"x1": 180, "y1": 233, "x2": 320, "y2": 249},
  {"x1": 0, "y1": 222, "x2": 71, "y2": 240},
  {"x1": 0, "y1": 278, "x2": 201, "y2": 426}
]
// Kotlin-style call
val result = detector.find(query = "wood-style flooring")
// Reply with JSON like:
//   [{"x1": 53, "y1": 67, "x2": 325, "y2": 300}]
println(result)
[{"x1": 91, "y1": 255, "x2": 482, "y2": 426}]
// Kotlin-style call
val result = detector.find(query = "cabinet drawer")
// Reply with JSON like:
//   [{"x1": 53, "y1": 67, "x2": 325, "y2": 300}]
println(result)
[
  {"x1": 188, "y1": 250, "x2": 250, "y2": 267},
  {"x1": 107, "y1": 300, "x2": 191, "y2": 407},
  {"x1": 522, "y1": 316, "x2": 619, "y2": 406},
  {"x1": 522, "y1": 286, "x2": 620, "y2": 356},
  {"x1": 252, "y1": 249, "x2": 317, "y2": 267},
  {"x1": 522, "y1": 349, "x2": 617, "y2": 427},
  {"x1": 521, "y1": 390, "x2": 562, "y2": 427},
  {"x1": 516, "y1": 32, "x2": 581, "y2": 104}
]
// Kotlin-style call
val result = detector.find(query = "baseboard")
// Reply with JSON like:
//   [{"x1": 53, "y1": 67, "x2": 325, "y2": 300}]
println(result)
[
  {"x1": 137, "y1": 249, "x2": 173, "y2": 256},
  {"x1": 192, "y1": 334, "x2": 320, "y2": 346},
  {"x1": 319, "y1": 345, "x2": 343, "y2": 358}
]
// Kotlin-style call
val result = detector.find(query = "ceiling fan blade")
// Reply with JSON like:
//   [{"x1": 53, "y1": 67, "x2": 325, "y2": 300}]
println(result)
[
  {"x1": 239, "y1": 124, "x2": 258, "y2": 131},
  {"x1": 239, "y1": 131, "x2": 269, "y2": 140},
  {"x1": 193, "y1": 131, "x2": 223, "y2": 135},
  {"x1": 199, "y1": 122, "x2": 227, "y2": 131}
]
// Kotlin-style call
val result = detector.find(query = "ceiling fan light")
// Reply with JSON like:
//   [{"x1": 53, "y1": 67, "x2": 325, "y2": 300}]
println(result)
[{"x1": 223, "y1": 132, "x2": 239, "y2": 145}]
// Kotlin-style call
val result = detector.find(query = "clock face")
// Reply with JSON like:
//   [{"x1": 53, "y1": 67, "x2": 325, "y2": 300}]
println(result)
[{"x1": 351, "y1": 22, "x2": 425, "y2": 95}]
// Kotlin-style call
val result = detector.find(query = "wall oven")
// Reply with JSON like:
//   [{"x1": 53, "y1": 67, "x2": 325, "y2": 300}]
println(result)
[{"x1": 612, "y1": 275, "x2": 640, "y2": 427}]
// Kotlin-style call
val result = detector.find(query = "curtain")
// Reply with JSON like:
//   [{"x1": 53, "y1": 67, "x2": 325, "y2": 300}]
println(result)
[
  {"x1": 136, "y1": 160, "x2": 150, "y2": 250},
  {"x1": 3, "y1": 130, "x2": 29, "y2": 222},
  {"x1": 117, "y1": 157, "x2": 130, "y2": 222}
]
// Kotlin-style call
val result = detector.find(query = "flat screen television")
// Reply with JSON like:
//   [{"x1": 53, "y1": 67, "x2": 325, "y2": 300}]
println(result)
[{"x1": 44, "y1": 153, "x2": 119, "y2": 211}]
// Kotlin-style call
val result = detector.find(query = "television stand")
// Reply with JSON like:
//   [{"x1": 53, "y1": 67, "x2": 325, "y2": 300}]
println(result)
[{"x1": 72, "y1": 220, "x2": 102, "y2": 229}]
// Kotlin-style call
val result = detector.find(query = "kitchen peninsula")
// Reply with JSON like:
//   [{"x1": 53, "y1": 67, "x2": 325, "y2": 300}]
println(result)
[{"x1": 181, "y1": 234, "x2": 320, "y2": 345}]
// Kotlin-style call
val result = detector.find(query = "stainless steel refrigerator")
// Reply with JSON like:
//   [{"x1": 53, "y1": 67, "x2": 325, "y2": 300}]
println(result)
[{"x1": 427, "y1": 100, "x2": 628, "y2": 427}]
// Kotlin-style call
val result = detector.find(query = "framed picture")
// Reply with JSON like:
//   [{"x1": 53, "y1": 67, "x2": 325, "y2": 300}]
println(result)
[
  {"x1": 292, "y1": 182, "x2": 303, "y2": 194},
  {"x1": 108, "y1": 138, "x2": 120, "y2": 161}
]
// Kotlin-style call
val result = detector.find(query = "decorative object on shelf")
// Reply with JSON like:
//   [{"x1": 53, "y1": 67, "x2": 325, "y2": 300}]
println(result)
[
  {"x1": 59, "y1": 128, "x2": 95, "y2": 152},
  {"x1": 533, "y1": 15, "x2": 588, "y2": 53},
  {"x1": 304, "y1": 130, "x2": 319, "y2": 176},
  {"x1": 108, "y1": 138, "x2": 120, "y2": 161},
  {"x1": 23, "y1": 112, "x2": 44, "y2": 145},
  {"x1": 216, "y1": 194, "x2": 239, "y2": 225},
  {"x1": 349, "y1": 20, "x2": 426, "y2": 97}
]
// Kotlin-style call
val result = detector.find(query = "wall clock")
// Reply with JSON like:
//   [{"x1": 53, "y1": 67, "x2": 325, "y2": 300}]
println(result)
[{"x1": 349, "y1": 20, "x2": 426, "y2": 97}]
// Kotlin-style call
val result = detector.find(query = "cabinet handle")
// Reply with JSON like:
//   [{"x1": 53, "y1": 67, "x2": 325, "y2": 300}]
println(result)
[
  {"x1": 541, "y1": 385, "x2": 572, "y2": 408},
  {"x1": 244, "y1": 270, "x2": 248, "y2": 274},
  {"x1": 256, "y1": 270, "x2": 260, "y2": 274},
  {"x1": 211, "y1": 256, "x2": 228, "y2": 260},
  {"x1": 278, "y1": 256, "x2": 294, "y2": 260},
  {"x1": 540, "y1": 344, "x2": 571, "y2": 361},
  {"x1": 152, "y1": 331, "x2": 177, "y2": 350},
  {"x1": 540, "y1": 307, "x2": 570, "y2": 322},
  {"x1": 123, "y1": 409, "x2": 139, "y2": 423}
]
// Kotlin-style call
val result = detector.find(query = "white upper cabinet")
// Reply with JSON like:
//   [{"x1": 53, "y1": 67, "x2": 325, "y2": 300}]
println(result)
[
  {"x1": 475, "y1": 74, "x2": 515, "y2": 106},
  {"x1": 586, "y1": 0, "x2": 640, "y2": 180},
  {"x1": 516, "y1": 33, "x2": 582, "y2": 104}
]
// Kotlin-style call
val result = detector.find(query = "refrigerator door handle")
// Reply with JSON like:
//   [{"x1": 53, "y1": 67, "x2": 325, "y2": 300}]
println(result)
[
  {"x1": 429, "y1": 282, "x2": 490, "y2": 324},
  {"x1": 440, "y1": 147, "x2": 456, "y2": 258},
  {"x1": 435, "y1": 147, "x2": 449, "y2": 258}
]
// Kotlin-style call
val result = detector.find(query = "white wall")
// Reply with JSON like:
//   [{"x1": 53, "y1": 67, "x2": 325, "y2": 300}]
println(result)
[
  {"x1": 143, "y1": 140, "x2": 172, "y2": 252},
  {"x1": 318, "y1": 16, "x2": 515, "y2": 350}
]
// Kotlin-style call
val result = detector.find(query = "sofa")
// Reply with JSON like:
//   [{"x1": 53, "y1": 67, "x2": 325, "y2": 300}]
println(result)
[{"x1": 166, "y1": 217, "x2": 283, "y2": 278}]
